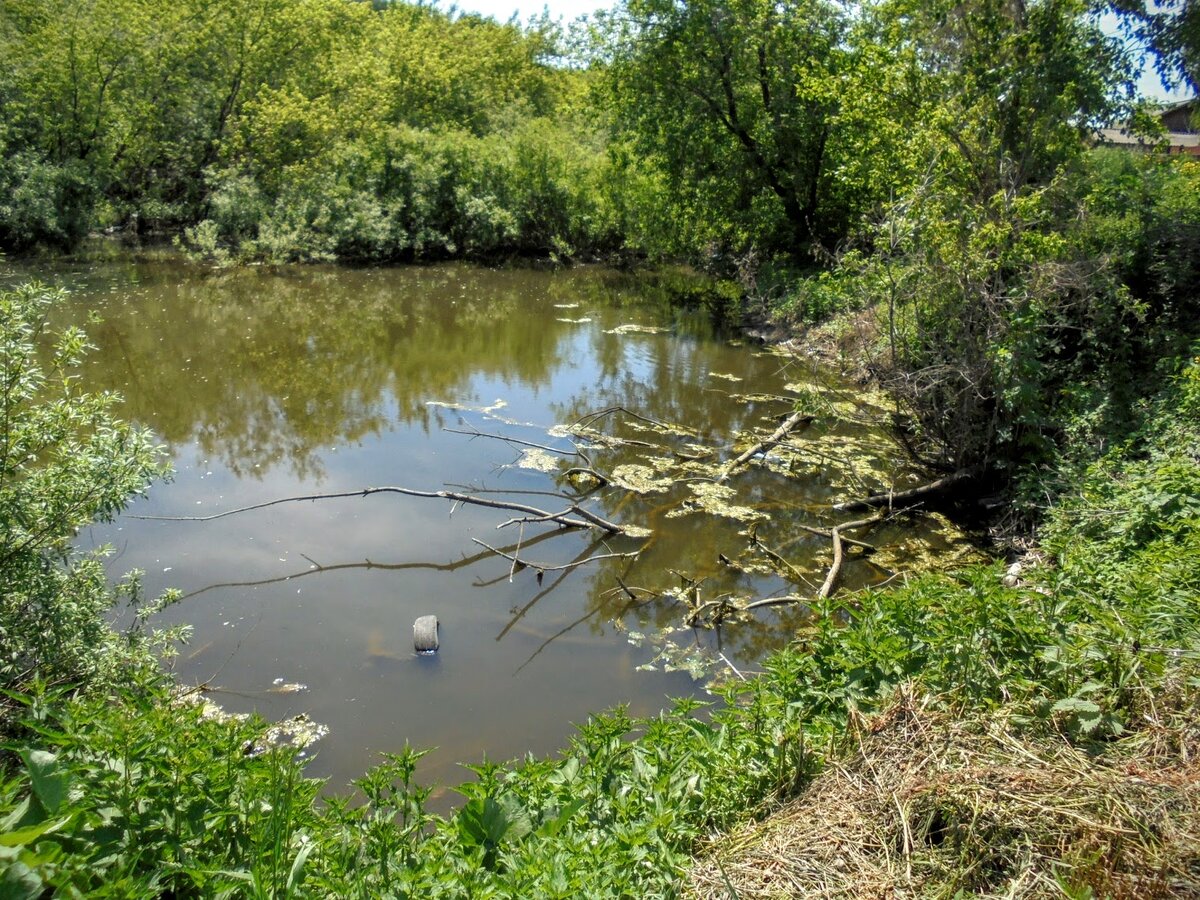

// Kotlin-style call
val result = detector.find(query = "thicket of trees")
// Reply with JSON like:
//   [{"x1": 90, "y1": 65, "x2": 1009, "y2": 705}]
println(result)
[
  {"x1": 0, "y1": 0, "x2": 626, "y2": 259},
  {"x1": 1, "y1": 0, "x2": 1197, "y2": 471},
  {"x1": 1, "y1": 0, "x2": 1194, "y2": 261}
]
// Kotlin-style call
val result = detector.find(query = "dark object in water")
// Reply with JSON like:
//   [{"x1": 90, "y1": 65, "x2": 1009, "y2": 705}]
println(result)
[{"x1": 414, "y1": 615, "x2": 440, "y2": 653}]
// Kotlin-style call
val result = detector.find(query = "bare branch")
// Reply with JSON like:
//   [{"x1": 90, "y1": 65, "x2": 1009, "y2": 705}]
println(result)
[
  {"x1": 472, "y1": 538, "x2": 640, "y2": 574},
  {"x1": 131, "y1": 485, "x2": 628, "y2": 533},
  {"x1": 816, "y1": 513, "x2": 886, "y2": 600},
  {"x1": 716, "y1": 409, "x2": 815, "y2": 482},
  {"x1": 572, "y1": 405, "x2": 694, "y2": 436},
  {"x1": 833, "y1": 467, "x2": 981, "y2": 512},
  {"x1": 443, "y1": 425, "x2": 578, "y2": 457}
]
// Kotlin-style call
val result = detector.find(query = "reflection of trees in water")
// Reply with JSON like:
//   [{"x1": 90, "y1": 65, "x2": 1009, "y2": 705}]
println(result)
[
  {"x1": 537, "y1": 321, "x2": 940, "y2": 669},
  {"x1": 52, "y1": 253, "x2": 944, "y2": 672},
  {"x1": 69, "y1": 261, "x2": 581, "y2": 477}
]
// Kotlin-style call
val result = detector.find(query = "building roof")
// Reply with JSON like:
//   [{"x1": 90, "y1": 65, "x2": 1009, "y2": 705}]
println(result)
[{"x1": 1096, "y1": 126, "x2": 1200, "y2": 156}]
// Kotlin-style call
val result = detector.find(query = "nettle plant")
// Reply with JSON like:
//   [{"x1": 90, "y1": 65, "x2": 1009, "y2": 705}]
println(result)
[{"x1": 0, "y1": 283, "x2": 175, "y2": 705}]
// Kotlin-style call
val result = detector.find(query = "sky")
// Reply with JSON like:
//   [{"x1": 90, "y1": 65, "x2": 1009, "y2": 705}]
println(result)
[
  {"x1": 450, "y1": 0, "x2": 602, "y2": 24},
  {"x1": 446, "y1": 0, "x2": 1193, "y2": 104}
]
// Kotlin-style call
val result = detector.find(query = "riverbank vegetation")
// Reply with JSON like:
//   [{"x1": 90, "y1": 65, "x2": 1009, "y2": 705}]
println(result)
[
  {"x1": 3, "y1": 280, "x2": 1197, "y2": 892},
  {"x1": 3, "y1": 0, "x2": 1200, "y2": 894}
]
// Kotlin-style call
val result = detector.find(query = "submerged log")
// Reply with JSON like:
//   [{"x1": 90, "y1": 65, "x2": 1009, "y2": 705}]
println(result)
[{"x1": 833, "y1": 467, "x2": 981, "y2": 512}]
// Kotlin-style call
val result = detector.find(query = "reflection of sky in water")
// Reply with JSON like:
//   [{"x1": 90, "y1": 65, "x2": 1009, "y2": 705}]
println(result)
[{"x1": 10, "y1": 253, "x2": 974, "y2": 803}]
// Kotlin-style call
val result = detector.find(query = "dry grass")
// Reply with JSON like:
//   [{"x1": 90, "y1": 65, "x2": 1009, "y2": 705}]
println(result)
[{"x1": 690, "y1": 684, "x2": 1200, "y2": 899}]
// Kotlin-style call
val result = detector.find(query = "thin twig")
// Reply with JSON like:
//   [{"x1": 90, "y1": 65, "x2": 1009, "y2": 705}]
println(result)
[
  {"x1": 718, "y1": 652, "x2": 746, "y2": 681},
  {"x1": 443, "y1": 425, "x2": 578, "y2": 456},
  {"x1": 748, "y1": 522, "x2": 810, "y2": 585},
  {"x1": 573, "y1": 405, "x2": 691, "y2": 434},
  {"x1": 472, "y1": 539, "x2": 640, "y2": 573}
]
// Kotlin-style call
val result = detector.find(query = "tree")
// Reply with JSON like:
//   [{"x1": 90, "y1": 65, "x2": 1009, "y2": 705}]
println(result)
[
  {"x1": 848, "y1": 0, "x2": 1139, "y2": 471},
  {"x1": 597, "y1": 0, "x2": 861, "y2": 256}
]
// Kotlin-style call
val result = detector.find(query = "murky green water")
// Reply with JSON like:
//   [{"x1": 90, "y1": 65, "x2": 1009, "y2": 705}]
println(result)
[{"x1": 4, "y1": 249, "x2": 977, "y2": 799}]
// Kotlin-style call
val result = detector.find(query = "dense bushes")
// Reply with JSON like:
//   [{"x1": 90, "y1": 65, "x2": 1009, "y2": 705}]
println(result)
[
  {"x1": 764, "y1": 150, "x2": 1200, "y2": 485},
  {"x1": 184, "y1": 117, "x2": 624, "y2": 264},
  {"x1": 0, "y1": 0, "x2": 629, "y2": 262}
]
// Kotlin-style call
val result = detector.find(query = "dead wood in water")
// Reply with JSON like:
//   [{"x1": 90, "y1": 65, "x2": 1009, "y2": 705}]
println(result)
[
  {"x1": 471, "y1": 538, "x2": 641, "y2": 576},
  {"x1": 572, "y1": 405, "x2": 692, "y2": 435},
  {"x1": 716, "y1": 409, "x2": 815, "y2": 483},
  {"x1": 131, "y1": 486, "x2": 627, "y2": 534},
  {"x1": 177, "y1": 529, "x2": 566, "y2": 601},
  {"x1": 443, "y1": 425, "x2": 577, "y2": 456},
  {"x1": 833, "y1": 467, "x2": 981, "y2": 512},
  {"x1": 796, "y1": 523, "x2": 876, "y2": 553},
  {"x1": 748, "y1": 521, "x2": 811, "y2": 586},
  {"x1": 445, "y1": 423, "x2": 613, "y2": 488},
  {"x1": 816, "y1": 513, "x2": 886, "y2": 600}
]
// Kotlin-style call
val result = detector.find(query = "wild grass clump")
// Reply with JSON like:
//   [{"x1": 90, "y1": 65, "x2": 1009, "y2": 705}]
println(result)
[{"x1": 690, "y1": 680, "x2": 1200, "y2": 899}]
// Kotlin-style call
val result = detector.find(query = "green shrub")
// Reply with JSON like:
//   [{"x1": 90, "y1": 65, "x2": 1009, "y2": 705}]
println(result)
[{"x1": 0, "y1": 284, "x2": 173, "y2": 707}]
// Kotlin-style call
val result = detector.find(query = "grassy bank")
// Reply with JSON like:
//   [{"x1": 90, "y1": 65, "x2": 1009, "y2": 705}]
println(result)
[{"x1": 3, "y1": 270, "x2": 1198, "y2": 893}]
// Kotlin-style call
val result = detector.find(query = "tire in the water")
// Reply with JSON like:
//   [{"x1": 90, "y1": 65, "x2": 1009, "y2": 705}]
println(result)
[{"x1": 413, "y1": 615, "x2": 439, "y2": 653}]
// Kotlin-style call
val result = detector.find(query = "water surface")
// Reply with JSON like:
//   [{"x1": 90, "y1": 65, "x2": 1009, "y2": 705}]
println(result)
[{"x1": 4, "y1": 251, "x2": 972, "y2": 796}]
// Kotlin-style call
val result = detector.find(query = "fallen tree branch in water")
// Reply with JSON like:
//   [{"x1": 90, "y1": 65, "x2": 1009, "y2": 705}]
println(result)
[
  {"x1": 132, "y1": 486, "x2": 627, "y2": 534},
  {"x1": 748, "y1": 521, "x2": 811, "y2": 586},
  {"x1": 572, "y1": 405, "x2": 691, "y2": 435},
  {"x1": 178, "y1": 529, "x2": 566, "y2": 601},
  {"x1": 443, "y1": 425, "x2": 578, "y2": 456},
  {"x1": 833, "y1": 467, "x2": 981, "y2": 512},
  {"x1": 741, "y1": 594, "x2": 806, "y2": 612},
  {"x1": 716, "y1": 409, "x2": 815, "y2": 483},
  {"x1": 817, "y1": 512, "x2": 887, "y2": 600},
  {"x1": 445, "y1": 423, "x2": 611, "y2": 490},
  {"x1": 471, "y1": 538, "x2": 640, "y2": 575},
  {"x1": 562, "y1": 465, "x2": 610, "y2": 487},
  {"x1": 796, "y1": 523, "x2": 876, "y2": 553}
]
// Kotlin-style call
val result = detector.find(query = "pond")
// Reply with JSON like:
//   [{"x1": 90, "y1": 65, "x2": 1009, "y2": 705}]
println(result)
[{"x1": 3, "y1": 249, "x2": 979, "y2": 800}]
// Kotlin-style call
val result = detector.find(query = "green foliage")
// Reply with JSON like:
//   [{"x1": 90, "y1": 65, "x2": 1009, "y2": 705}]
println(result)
[
  {"x1": 781, "y1": 144, "x2": 1200, "y2": 476},
  {"x1": 595, "y1": 0, "x2": 899, "y2": 258},
  {"x1": 1110, "y1": 0, "x2": 1200, "y2": 93},
  {"x1": 2, "y1": 0, "x2": 1200, "y2": 891},
  {"x1": 187, "y1": 116, "x2": 622, "y2": 264},
  {"x1": 0, "y1": 285, "x2": 173, "y2": 702},
  {"x1": 0, "y1": 0, "x2": 620, "y2": 262},
  {"x1": 0, "y1": 685, "x2": 325, "y2": 897}
]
